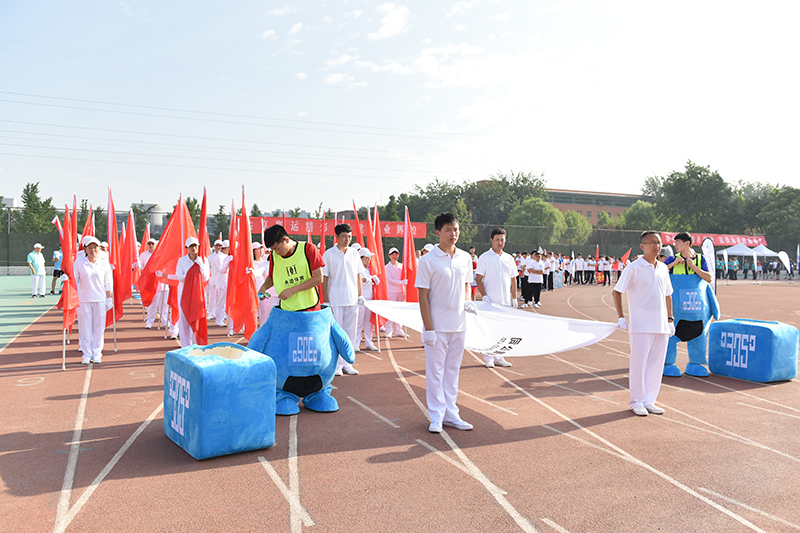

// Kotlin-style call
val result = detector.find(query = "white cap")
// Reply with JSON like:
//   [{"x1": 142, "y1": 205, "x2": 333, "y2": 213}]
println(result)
[
  {"x1": 101, "y1": 241, "x2": 109, "y2": 248},
  {"x1": 33, "y1": 243, "x2": 44, "y2": 249},
  {"x1": 214, "y1": 239, "x2": 223, "y2": 246},
  {"x1": 251, "y1": 242, "x2": 263, "y2": 250},
  {"x1": 423, "y1": 243, "x2": 434, "y2": 252},
  {"x1": 185, "y1": 237, "x2": 199, "y2": 247},
  {"x1": 147, "y1": 237, "x2": 157, "y2": 244},
  {"x1": 222, "y1": 240, "x2": 230, "y2": 248},
  {"x1": 82, "y1": 236, "x2": 101, "y2": 248},
  {"x1": 388, "y1": 247, "x2": 400, "y2": 255},
  {"x1": 350, "y1": 242, "x2": 362, "y2": 251},
  {"x1": 359, "y1": 248, "x2": 374, "y2": 258}
]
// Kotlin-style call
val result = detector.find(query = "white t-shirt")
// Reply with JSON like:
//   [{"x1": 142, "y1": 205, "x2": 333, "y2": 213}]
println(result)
[
  {"x1": 614, "y1": 256, "x2": 673, "y2": 334},
  {"x1": 385, "y1": 261, "x2": 404, "y2": 296},
  {"x1": 574, "y1": 258, "x2": 585, "y2": 271},
  {"x1": 175, "y1": 254, "x2": 210, "y2": 301},
  {"x1": 476, "y1": 249, "x2": 517, "y2": 306},
  {"x1": 322, "y1": 245, "x2": 362, "y2": 306},
  {"x1": 74, "y1": 254, "x2": 113, "y2": 303},
  {"x1": 360, "y1": 265, "x2": 374, "y2": 300},
  {"x1": 527, "y1": 259, "x2": 544, "y2": 283},
  {"x1": 415, "y1": 245, "x2": 471, "y2": 332}
]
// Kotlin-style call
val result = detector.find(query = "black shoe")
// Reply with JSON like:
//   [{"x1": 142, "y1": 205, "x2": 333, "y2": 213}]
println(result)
[
  {"x1": 49, "y1": 290, "x2": 55, "y2": 295},
  {"x1": 31, "y1": 295, "x2": 37, "y2": 298}
]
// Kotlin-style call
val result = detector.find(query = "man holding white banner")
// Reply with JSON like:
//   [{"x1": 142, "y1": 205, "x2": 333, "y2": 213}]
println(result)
[
  {"x1": 416, "y1": 212, "x2": 476, "y2": 434},
  {"x1": 476, "y1": 228, "x2": 517, "y2": 368}
]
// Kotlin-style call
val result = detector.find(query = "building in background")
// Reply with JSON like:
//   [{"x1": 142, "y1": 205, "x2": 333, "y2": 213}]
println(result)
[{"x1": 547, "y1": 188, "x2": 648, "y2": 225}]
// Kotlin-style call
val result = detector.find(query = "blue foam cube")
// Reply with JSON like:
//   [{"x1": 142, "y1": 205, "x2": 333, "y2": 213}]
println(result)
[
  {"x1": 708, "y1": 319, "x2": 798, "y2": 382},
  {"x1": 164, "y1": 342, "x2": 277, "y2": 460}
]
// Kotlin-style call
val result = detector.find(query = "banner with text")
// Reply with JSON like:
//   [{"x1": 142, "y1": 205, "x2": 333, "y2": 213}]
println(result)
[
  {"x1": 661, "y1": 232, "x2": 767, "y2": 247},
  {"x1": 250, "y1": 217, "x2": 426, "y2": 239}
]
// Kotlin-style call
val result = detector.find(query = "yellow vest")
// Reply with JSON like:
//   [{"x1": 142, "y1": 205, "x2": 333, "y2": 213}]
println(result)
[
  {"x1": 271, "y1": 242, "x2": 319, "y2": 311},
  {"x1": 673, "y1": 253, "x2": 703, "y2": 275}
]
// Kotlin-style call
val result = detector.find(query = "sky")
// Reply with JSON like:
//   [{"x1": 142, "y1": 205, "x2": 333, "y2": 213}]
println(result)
[{"x1": 1, "y1": 1, "x2": 799, "y2": 217}]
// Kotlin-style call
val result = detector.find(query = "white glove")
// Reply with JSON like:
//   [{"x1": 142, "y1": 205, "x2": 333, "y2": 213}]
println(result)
[
  {"x1": 422, "y1": 330, "x2": 437, "y2": 347},
  {"x1": 401, "y1": 279, "x2": 408, "y2": 285},
  {"x1": 156, "y1": 270, "x2": 163, "y2": 278},
  {"x1": 110, "y1": 264, "x2": 116, "y2": 271},
  {"x1": 357, "y1": 296, "x2": 366, "y2": 305},
  {"x1": 245, "y1": 267, "x2": 253, "y2": 275},
  {"x1": 60, "y1": 273, "x2": 69, "y2": 281},
  {"x1": 372, "y1": 275, "x2": 381, "y2": 285},
  {"x1": 105, "y1": 297, "x2": 114, "y2": 311},
  {"x1": 464, "y1": 301, "x2": 478, "y2": 314},
  {"x1": 617, "y1": 317, "x2": 628, "y2": 331},
  {"x1": 511, "y1": 299, "x2": 518, "y2": 309},
  {"x1": 482, "y1": 295, "x2": 492, "y2": 305},
  {"x1": 362, "y1": 275, "x2": 373, "y2": 285},
  {"x1": 669, "y1": 321, "x2": 676, "y2": 336}
]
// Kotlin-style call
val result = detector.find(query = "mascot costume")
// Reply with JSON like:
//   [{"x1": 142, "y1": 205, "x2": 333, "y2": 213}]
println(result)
[
  {"x1": 248, "y1": 305, "x2": 355, "y2": 415},
  {"x1": 663, "y1": 273, "x2": 720, "y2": 377}
]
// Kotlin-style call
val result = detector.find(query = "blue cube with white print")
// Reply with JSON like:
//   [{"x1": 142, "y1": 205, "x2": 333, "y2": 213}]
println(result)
[
  {"x1": 708, "y1": 319, "x2": 798, "y2": 383},
  {"x1": 164, "y1": 342, "x2": 277, "y2": 460}
]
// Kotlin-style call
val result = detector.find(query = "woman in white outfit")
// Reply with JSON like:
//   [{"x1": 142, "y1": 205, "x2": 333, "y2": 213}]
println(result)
[
  {"x1": 356, "y1": 247, "x2": 380, "y2": 350},
  {"x1": 384, "y1": 247, "x2": 407, "y2": 338},
  {"x1": 72, "y1": 236, "x2": 113, "y2": 364}
]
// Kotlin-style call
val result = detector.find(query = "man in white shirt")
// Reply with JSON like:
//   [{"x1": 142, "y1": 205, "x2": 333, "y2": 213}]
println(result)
[
  {"x1": 206, "y1": 239, "x2": 223, "y2": 320},
  {"x1": 574, "y1": 254, "x2": 585, "y2": 285},
  {"x1": 138, "y1": 238, "x2": 163, "y2": 329},
  {"x1": 613, "y1": 231, "x2": 675, "y2": 416},
  {"x1": 416, "y1": 212, "x2": 477, "y2": 434},
  {"x1": 476, "y1": 228, "x2": 517, "y2": 368},
  {"x1": 526, "y1": 251, "x2": 545, "y2": 308},
  {"x1": 322, "y1": 223, "x2": 364, "y2": 376}
]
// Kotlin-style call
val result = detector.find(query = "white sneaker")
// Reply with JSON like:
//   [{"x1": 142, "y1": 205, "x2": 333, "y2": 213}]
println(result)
[
  {"x1": 365, "y1": 344, "x2": 378, "y2": 351},
  {"x1": 342, "y1": 364, "x2": 359, "y2": 375},
  {"x1": 645, "y1": 405, "x2": 665, "y2": 414},
  {"x1": 632, "y1": 406, "x2": 648, "y2": 416},
  {"x1": 533, "y1": 303, "x2": 540, "y2": 309},
  {"x1": 334, "y1": 368, "x2": 344, "y2": 376},
  {"x1": 428, "y1": 421, "x2": 442, "y2": 433},
  {"x1": 386, "y1": 332, "x2": 393, "y2": 339},
  {"x1": 494, "y1": 357, "x2": 512, "y2": 367},
  {"x1": 145, "y1": 324, "x2": 152, "y2": 329},
  {"x1": 485, "y1": 359, "x2": 495, "y2": 368},
  {"x1": 81, "y1": 358, "x2": 91, "y2": 364},
  {"x1": 442, "y1": 419, "x2": 473, "y2": 431},
  {"x1": 91, "y1": 357, "x2": 102, "y2": 364}
]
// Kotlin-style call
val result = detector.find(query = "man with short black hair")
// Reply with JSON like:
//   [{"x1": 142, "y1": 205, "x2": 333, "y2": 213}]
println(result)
[
  {"x1": 665, "y1": 232, "x2": 711, "y2": 283},
  {"x1": 476, "y1": 228, "x2": 517, "y2": 367},
  {"x1": 417, "y1": 212, "x2": 476, "y2": 433},
  {"x1": 259, "y1": 224, "x2": 325, "y2": 312}
]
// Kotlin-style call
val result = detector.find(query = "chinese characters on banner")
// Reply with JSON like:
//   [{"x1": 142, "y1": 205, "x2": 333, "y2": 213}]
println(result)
[
  {"x1": 250, "y1": 217, "x2": 426, "y2": 238},
  {"x1": 661, "y1": 232, "x2": 768, "y2": 247}
]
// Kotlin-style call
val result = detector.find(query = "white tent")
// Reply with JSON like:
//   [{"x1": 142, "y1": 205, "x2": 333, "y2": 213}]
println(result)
[
  {"x1": 716, "y1": 243, "x2": 754, "y2": 255},
  {"x1": 752, "y1": 244, "x2": 779, "y2": 257}
]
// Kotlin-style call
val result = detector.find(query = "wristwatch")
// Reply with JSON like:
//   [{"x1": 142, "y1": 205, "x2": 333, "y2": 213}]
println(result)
[{"x1": 667, "y1": 317, "x2": 674, "y2": 322}]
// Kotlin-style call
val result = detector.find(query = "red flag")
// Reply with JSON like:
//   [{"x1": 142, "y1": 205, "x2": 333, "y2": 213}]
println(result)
[
  {"x1": 198, "y1": 186, "x2": 211, "y2": 260},
  {"x1": 139, "y1": 198, "x2": 196, "y2": 307},
  {"x1": 282, "y1": 210, "x2": 287, "y2": 232},
  {"x1": 71, "y1": 194, "x2": 78, "y2": 247},
  {"x1": 229, "y1": 188, "x2": 258, "y2": 340},
  {"x1": 401, "y1": 206, "x2": 418, "y2": 303},
  {"x1": 52, "y1": 215, "x2": 64, "y2": 240},
  {"x1": 168, "y1": 284, "x2": 180, "y2": 326},
  {"x1": 106, "y1": 188, "x2": 124, "y2": 327},
  {"x1": 79, "y1": 203, "x2": 94, "y2": 251},
  {"x1": 139, "y1": 224, "x2": 150, "y2": 256},
  {"x1": 352, "y1": 201, "x2": 365, "y2": 247},
  {"x1": 56, "y1": 204, "x2": 79, "y2": 333},
  {"x1": 225, "y1": 199, "x2": 238, "y2": 323},
  {"x1": 620, "y1": 247, "x2": 631, "y2": 264},
  {"x1": 122, "y1": 211, "x2": 139, "y2": 298},
  {"x1": 119, "y1": 221, "x2": 131, "y2": 303},
  {"x1": 181, "y1": 262, "x2": 208, "y2": 345},
  {"x1": 366, "y1": 206, "x2": 388, "y2": 329}
]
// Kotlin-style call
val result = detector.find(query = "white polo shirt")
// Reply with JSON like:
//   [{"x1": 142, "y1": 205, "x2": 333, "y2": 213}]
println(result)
[
  {"x1": 527, "y1": 259, "x2": 544, "y2": 283},
  {"x1": 614, "y1": 256, "x2": 673, "y2": 334},
  {"x1": 322, "y1": 245, "x2": 361, "y2": 306},
  {"x1": 416, "y1": 245, "x2": 471, "y2": 332},
  {"x1": 575, "y1": 258, "x2": 585, "y2": 271},
  {"x1": 476, "y1": 249, "x2": 517, "y2": 306}
]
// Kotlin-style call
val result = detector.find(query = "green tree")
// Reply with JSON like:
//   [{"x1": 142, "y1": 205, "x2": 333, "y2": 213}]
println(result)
[
  {"x1": 452, "y1": 198, "x2": 477, "y2": 244},
  {"x1": 131, "y1": 203, "x2": 156, "y2": 238},
  {"x1": 561, "y1": 210, "x2": 592, "y2": 245},
  {"x1": 250, "y1": 203, "x2": 263, "y2": 217},
  {"x1": 288, "y1": 207, "x2": 301, "y2": 218},
  {"x1": 94, "y1": 206, "x2": 108, "y2": 241},
  {"x1": 404, "y1": 178, "x2": 464, "y2": 224},
  {"x1": 623, "y1": 200, "x2": 660, "y2": 231},
  {"x1": 505, "y1": 197, "x2": 565, "y2": 249},
  {"x1": 211, "y1": 205, "x2": 229, "y2": 239},
  {"x1": 271, "y1": 209, "x2": 282, "y2": 217},
  {"x1": 173, "y1": 197, "x2": 201, "y2": 227},
  {"x1": 13, "y1": 182, "x2": 57, "y2": 233},
  {"x1": 757, "y1": 186, "x2": 800, "y2": 236},
  {"x1": 382, "y1": 195, "x2": 400, "y2": 221},
  {"x1": 463, "y1": 170, "x2": 548, "y2": 226},
  {"x1": 0, "y1": 195, "x2": 6, "y2": 233}
]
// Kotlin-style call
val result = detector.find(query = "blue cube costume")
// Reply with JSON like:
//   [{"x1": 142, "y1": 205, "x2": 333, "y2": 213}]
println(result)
[
  {"x1": 663, "y1": 275, "x2": 720, "y2": 377},
  {"x1": 248, "y1": 305, "x2": 355, "y2": 415}
]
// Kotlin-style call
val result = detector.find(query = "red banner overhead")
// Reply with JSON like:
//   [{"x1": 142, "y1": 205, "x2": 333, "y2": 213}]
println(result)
[
  {"x1": 250, "y1": 217, "x2": 427, "y2": 238},
  {"x1": 661, "y1": 232, "x2": 767, "y2": 247}
]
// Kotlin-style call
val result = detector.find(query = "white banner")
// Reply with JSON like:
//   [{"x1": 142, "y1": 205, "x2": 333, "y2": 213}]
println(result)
[{"x1": 364, "y1": 300, "x2": 618, "y2": 357}]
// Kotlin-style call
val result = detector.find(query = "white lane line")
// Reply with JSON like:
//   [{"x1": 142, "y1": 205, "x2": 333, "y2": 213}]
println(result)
[
  {"x1": 258, "y1": 457, "x2": 315, "y2": 528},
  {"x1": 348, "y1": 396, "x2": 400, "y2": 428},
  {"x1": 541, "y1": 425, "x2": 626, "y2": 459},
  {"x1": 738, "y1": 402, "x2": 800, "y2": 420},
  {"x1": 698, "y1": 488, "x2": 800, "y2": 530},
  {"x1": 547, "y1": 354, "x2": 628, "y2": 392},
  {"x1": 660, "y1": 383, "x2": 706, "y2": 395},
  {"x1": 686, "y1": 375, "x2": 800, "y2": 412},
  {"x1": 386, "y1": 341, "x2": 539, "y2": 533},
  {"x1": 397, "y1": 364, "x2": 519, "y2": 416},
  {"x1": 0, "y1": 303, "x2": 55, "y2": 355},
  {"x1": 55, "y1": 403, "x2": 163, "y2": 533},
  {"x1": 544, "y1": 356, "x2": 601, "y2": 371},
  {"x1": 540, "y1": 382, "x2": 619, "y2": 405},
  {"x1": 53, "y1": 364, "x2": 93, "y2": 533},
  {"x1": 288, "y1": 415, "x2": 303, "y2": 533},
  {"x1": 358, "y1": 350, "x2": 383, "y2": 360},
  {"x1": 541, "y1": 518, "x2": 573, "y2": 533},
  {"x1": 490, "y1": 363, "x2": 766, "y2": 532}
]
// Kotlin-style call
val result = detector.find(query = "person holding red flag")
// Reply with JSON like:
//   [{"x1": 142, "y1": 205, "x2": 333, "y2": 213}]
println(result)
[
  {"x1": 356, "y1": 247, "x2": 380, "y2": 351},
  {"x1": 72, "y1": 236, "x2": 113, "y2": 364},
  {"x1": 171, "y1": 237, "x2": 210, "y2": 347}
]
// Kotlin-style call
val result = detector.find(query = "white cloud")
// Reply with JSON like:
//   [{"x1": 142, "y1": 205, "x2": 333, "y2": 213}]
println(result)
[
  {"x1": 490, "y1": 13, "x2": 510, "y2": 22},
  {"x1": 295, "y1": 72, "x2": 308, "y2": 79},
  {"x1": 259, "y1": 30, "x2": 278, "y2": 41},
  {"x1": 500, "y1": 30, "x2": 514, "y2": 38},
  {"x1": 326, "y1": 53, "x2": 358, "y2": 68},
  {"x1": 289, "y1": 22, "x2": 306, "y2": 35},
  {"x1": 344, "y1": 10, "x2": 363, "y2": 18},
  {"x1": 447, "y1": 1, "x2": 478, "y2": 18},
  {"x1": 454, "y1": 24, "x2": 467, "y2": 31},
  {"x1": 298, "y1": 111, "x2": 308, "y2": 117},
  {"x1": 367, "y1": 3, "x2": 411, "y2": 41},
  {"x1": 323, "y1": 16, "x2": 333, "y2": 24},
  {"x1": 270, "y1": 5, "x2": 298, "y2": 16},
  {"x1": 324, "y1": 73, "x2": 354, "y2": 85},
  {"x1": 119, "y1": 1, "x2": 132, "y2": 17}
]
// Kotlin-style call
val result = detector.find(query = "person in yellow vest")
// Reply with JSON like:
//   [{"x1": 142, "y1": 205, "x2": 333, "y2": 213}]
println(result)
[
  {"x1": 259, "y1": 224, "x2": 325, "y2": 312},
  {"x1": 664, "y1": 232, "x2": 712, "y2": 283}
]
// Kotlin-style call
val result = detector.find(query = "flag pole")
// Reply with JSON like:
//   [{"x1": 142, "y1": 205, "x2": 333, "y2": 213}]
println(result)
[
  {"x1": 375, "y1": 318, "x2": 381, "y2": 354},
  {"x1": 62, "y1": 328, "x2": 67, "y2": 371},
  {"x1": 112, "y1": 283, "x2": 117, "y2": 351}
]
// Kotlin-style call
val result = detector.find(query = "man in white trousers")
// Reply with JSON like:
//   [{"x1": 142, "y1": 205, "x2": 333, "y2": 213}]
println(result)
[
  {"x1": 356, "y1": 247, "x2": 380, "y2": 351},
  {"x1": 322, "y1": 223, "x2": 364, "y2": 376},
  {"x1": 476, "y1": 228, "x2": 517, "y2": 368},
  {"x1": 206, "y1": 239, "x2": 223, "y2": 320},
  {"x1": 417, "y1": 212, "x2": 477, "y2": 434},
  {"x1": 613, "y1": 230, "x2": 675, "y2": 416},
  {"x1": 72, "y1": 236, "x2": 113, "y2": 364}
]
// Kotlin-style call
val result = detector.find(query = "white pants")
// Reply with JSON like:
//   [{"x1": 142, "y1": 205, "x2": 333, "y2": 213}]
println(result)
[
  {"x1": 332, "y1": 305, "x2": 358, "y2": 369},
  {"x1": 628, "y1": 333, "x2": 669, "y2": 408},
  {"x1": 425, "y1": 331, "x2": 466, "y2": 424},
  {"x1": 212, "y1": 287, "x2": 227, "y2": 326},
  {"x1": 386, "y1": 292, "x2": 405, "y2": 336},
  {"x1": 147, "y1": 287, "x2": 165, "y2": 327},
  {"x1": 78, "y1": 301, "x2": 105, "y2": 361},
  {"x1": 258, "y1": 296, "x2": 278, "y2": 326},
  {"x1": 356, "y1": 304, "x2": 376, "y2": 348},
  {"x1": 32, "y1": 275, "x2": 46, "y2": 296}
]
